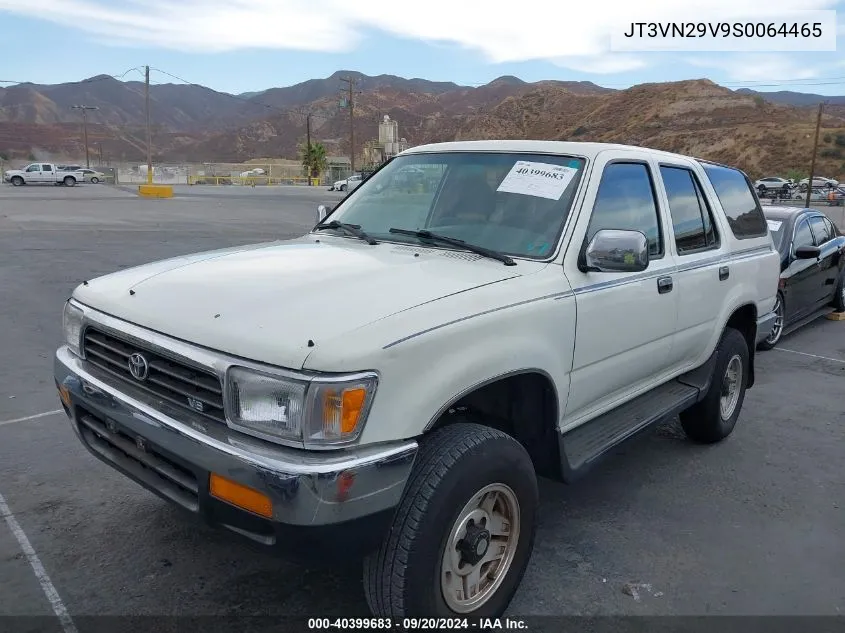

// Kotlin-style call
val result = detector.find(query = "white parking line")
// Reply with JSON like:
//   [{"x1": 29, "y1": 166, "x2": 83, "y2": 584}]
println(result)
[
  {"x1": 0, "y1": 410, "x2": 64, "y2": 428},
  {"x1": 0, "y1": 490, "x2": 78, "y2": 633},
  {"x1": 774, "y1": 348, "x2": 845, "y2": 364}
]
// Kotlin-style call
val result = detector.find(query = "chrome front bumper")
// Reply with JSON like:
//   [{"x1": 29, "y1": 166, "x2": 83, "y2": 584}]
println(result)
[
  {"x1": 755, "y1": 309, "x2": 778, "y2": 345},
  {"x1": 55, "y1": 346, "x2": 417, "y2": 549}
]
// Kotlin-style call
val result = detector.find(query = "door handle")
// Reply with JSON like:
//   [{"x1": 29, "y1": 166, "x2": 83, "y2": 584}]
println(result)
[
  {"x1": 719, "y1": 266, "x2": 730, "y2": 281},
  {"x1": 657, "y1": 275, "x2": 673, "y2": 294}
]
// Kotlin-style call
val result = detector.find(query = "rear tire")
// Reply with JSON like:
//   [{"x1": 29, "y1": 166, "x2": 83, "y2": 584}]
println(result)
[
  {"x1": 680, "y1": 327, "x2": 749, "y2": 444},
  {"x1": 363, "y1": 423, "x2": 538, "y2": 618},
  {"x1": 63, "y1": 176, "x2": 76, "y2": 187}
]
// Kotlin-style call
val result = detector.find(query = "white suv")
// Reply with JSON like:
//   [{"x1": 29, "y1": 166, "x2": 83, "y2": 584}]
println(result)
[{"x1": 55, "y1": 140, "x2": 780, "y2": 620}]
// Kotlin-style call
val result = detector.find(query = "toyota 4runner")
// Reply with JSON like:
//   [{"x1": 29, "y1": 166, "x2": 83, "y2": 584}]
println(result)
[{"x1": 55, "y1": 141, "x2": 780, "y2": 618}]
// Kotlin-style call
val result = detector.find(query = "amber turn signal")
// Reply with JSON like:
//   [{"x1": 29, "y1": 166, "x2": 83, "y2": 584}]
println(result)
[{"x1": 209, "y1": 473, "x2": 273, "y2": 518}]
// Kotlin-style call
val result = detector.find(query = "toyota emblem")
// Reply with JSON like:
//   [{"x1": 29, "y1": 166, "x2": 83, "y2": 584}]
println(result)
[{"x1": 127, "y1": 352, "x2": 149, "y2": 381}]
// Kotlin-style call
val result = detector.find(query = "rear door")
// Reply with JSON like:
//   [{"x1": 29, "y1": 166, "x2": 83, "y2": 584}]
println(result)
[
  {"x1": 653, "y1": 160, "x2": 726, "y2": 369},
  {"x1": 808, "y1": 214, "x2": 842, "y2": 305},
  {"x1": 40, "y1": 164, "x2": 55, "y2": 183}
]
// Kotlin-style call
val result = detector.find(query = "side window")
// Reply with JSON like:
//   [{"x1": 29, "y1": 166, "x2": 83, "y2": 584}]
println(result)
[
  {"x1": 809, "y1": 216, "x2": 831, "y2": 245},
  {"x1": 701, "y1": 164, "x2": 769, "y2": 239},
  {"x1": 42, "y1": 164, "x2": 53, "y2": 172},
  {"x1": 824, "y1": 217, "x2": 837, "y2": 238},
  {"x1": 26, "y1": 164, "x2": 40, "y2": 172},
  {"x1": 660, "y1": 165, "x2": 719, "y2": 254},
  {"x1": 793, "y1": 219, "x2": 814, "y2": 251},
  {"x1": 586, "y1": 162, "x2": 663, "y2": 257}
]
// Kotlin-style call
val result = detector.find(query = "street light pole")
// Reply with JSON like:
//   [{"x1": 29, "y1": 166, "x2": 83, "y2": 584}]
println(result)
[{"x1": 71, "y1": 105, "x2": 98, "y2": 168}]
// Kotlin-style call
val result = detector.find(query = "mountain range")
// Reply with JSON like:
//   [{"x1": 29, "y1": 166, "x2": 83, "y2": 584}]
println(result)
[{"x1": 2, "y1": 70, "x2": 845, "y2": 180}]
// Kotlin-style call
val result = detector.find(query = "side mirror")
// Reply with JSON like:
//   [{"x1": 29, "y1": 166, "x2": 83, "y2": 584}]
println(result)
[
  {"x1": 794, "y1": 244, "x2": 821, "y2": 259},
  {"x1": 583, "y1": 229, "x2": 649, "y2": 273},
  {"x1": 316, "y1": 204, "x2": 332, "y2": 224}
]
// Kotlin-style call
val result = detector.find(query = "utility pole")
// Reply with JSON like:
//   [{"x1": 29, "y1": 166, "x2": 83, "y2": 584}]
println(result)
[
  {"x1": 339, "y1": 76, "x2": 358, "y2": 173},
  {"x1": 145, "y1": 65, "x2": 152, "y2": 185},
  {"x1": 71, "y1": 105, "x2": 98, "y2": 168},
  {"x1": 306, "y1": 112, "x2": 312, "y2": 186},
  {"x1": 97, "y1": 143, "x2": 103, "y2": 166},
  {"x1": 805, "y1": 101, "x2": 825, "y2": 208}
]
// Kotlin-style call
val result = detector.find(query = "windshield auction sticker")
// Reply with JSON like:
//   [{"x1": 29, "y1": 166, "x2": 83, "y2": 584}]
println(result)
[
  {"x1": 496, "y1": 161, "x2": 578, "y2": 200},
  {"x1": 766, "y1": 219, "x2": 782, "y2": 231}
]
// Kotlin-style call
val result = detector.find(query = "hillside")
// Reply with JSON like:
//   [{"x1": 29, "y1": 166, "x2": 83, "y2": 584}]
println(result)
[{"x1": 2, "y1": 71, "x2": 845, "y2": 180}]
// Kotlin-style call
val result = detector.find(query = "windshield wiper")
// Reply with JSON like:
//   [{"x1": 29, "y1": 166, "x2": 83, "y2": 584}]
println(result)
[
  {"x1": 315, "y1": 220, "x2": 378, "y2": 245},
  {"x1": 388, "y1": 228, "x2": 516, "y2": 266}
]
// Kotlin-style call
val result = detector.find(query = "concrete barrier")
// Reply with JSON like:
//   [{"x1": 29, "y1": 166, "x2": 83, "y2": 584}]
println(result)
[{"x1": 138, "y1": 184, "x2": 174, "y2": 198}]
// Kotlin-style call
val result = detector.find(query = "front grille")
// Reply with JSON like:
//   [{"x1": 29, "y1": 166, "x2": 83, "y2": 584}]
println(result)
[{"x1": 82, "y1": 327, "x2": 226, "y2": 423}]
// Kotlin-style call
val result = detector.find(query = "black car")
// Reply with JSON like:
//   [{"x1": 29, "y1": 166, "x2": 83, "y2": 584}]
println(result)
[{"x1": 759, "y1": 206, "x2": 845, "y2": 349}]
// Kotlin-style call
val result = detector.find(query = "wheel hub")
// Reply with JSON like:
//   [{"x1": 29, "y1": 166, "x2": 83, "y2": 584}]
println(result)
[{"x1": 458, "y1": 522, "x2": 491, "y2": 566}]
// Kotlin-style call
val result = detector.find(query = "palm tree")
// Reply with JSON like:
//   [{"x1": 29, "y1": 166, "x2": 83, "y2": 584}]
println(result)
[{"x1": 300, "y1": 142, "x2": 328, "y2": 180}]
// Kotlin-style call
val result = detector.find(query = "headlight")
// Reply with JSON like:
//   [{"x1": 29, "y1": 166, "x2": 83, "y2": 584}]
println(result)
[
  {"x1": 225, "y1": 366, "x2": 377, "y2": 447},
  {"x1": 63, "y1": 301, "x2": 84, "y2": 356}
]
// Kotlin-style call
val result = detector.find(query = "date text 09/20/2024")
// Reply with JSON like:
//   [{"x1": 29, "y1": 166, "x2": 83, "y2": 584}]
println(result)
[{"x1": 307, "y1": 618, "x2": 529, "y2": 630}]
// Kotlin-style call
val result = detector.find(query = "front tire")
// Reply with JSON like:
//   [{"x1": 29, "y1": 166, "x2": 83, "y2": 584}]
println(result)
[
  {"x1": 363, "y1": 423, "x2": 538, "y2": 618},
  {"x1": 90, "y1": 177, "x2": 99, "y2": 184},
  {"x1": 10, "y1": 176, "x2": 24, "y2": 186},
  {"x1": 757, "y1": 292, "x2": 785, "y2": 351},
  {"x1": 680, "y1": 327, "x2": 749, "y2": 444}
]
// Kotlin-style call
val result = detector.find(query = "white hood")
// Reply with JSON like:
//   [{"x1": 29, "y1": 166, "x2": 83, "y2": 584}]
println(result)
[{"x1": 72, "y1": 235, "x2": 527, "y2": 369}]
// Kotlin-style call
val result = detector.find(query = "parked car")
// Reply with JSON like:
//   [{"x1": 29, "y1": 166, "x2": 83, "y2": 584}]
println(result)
[
  {"x1": 3, "y1": 163, "x2": 84, "y2": 186},
  {"x1": 758, "y1": 206, "x2": 845, "y2": 349},
  {"x1": 754, "y1": 177, "x2": 793, "y2": 195},
  {"x1": 79, "y1": 168, "x2": 105, "y2": 184},
  {"x1": 799, "y1": 176, "x2": 838, "y2": 191},
  {"x1": 791, "y1": 186, "x2": 844, "y2": 203},
  {"x1": 56, "y1": 140, "x2": 779, "y2": 619},
  {"x1": 329, "y1": 173, "x2": 363, "y2": 192}
]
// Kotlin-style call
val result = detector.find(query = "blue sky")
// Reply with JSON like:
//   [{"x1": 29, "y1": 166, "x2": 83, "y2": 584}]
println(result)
[{"x1": 1, "y1": 0, "x2": 845, "y2": 95}]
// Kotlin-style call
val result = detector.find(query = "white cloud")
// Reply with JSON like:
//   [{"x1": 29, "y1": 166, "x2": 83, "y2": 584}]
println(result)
[
  {"x1": 0, "y1": 0, "x2": 840, "y2": 67},
  {"x1": 685, "y1": 54, "x2": 822, "y2": 81},
  {"x1": 552, "y1": 54, "x2": 648, "y2": 74}
]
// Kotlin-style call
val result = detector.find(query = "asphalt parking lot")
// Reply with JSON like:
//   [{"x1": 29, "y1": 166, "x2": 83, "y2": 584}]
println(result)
[{"x1": 0, "y1": 184, "x2": 843, "y2": 627}]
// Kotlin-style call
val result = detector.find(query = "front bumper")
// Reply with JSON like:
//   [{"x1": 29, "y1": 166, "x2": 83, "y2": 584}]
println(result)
[
  {"x1": 755, "y1": 309, "x2": 777, "y2": 345},
  {"x1": 54, "y1": 346, "x2": 417, "y2": 561}
]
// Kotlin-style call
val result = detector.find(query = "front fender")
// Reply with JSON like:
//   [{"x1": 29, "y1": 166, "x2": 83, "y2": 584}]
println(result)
[{"x1": 312, "y1": 290, "x2": 577, "y2": 445}]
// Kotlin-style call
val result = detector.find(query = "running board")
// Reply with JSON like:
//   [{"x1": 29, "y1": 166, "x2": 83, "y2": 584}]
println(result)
[
  {"x1": 558, "y1": 379, "x2": 701, "y2": 483},
  {"x1": 782, "y1": 306, "x2": 835, "y2": 337}
]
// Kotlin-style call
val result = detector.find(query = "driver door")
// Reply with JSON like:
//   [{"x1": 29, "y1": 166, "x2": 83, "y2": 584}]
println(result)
[{"x1": 563, "y1": 152, "x2": 679, "y2": 427}]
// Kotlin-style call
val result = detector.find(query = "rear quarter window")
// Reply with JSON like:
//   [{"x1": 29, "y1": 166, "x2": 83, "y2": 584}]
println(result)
[{"x1": 701, "y1": 164, "x2": 769, "y2": 239}]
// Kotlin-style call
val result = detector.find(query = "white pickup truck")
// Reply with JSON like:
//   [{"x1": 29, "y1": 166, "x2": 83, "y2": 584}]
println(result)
[
  {"x1": 4, "y1": 162, "x2": 84, "y2": 186},
  {"x1": 54, "y1": 141, "x2": 780, "y2": 619}
]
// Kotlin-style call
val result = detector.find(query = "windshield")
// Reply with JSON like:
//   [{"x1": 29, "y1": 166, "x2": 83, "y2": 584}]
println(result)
[{"x1": 322, "y1": 152, "x2": 586, "y2": 259}]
